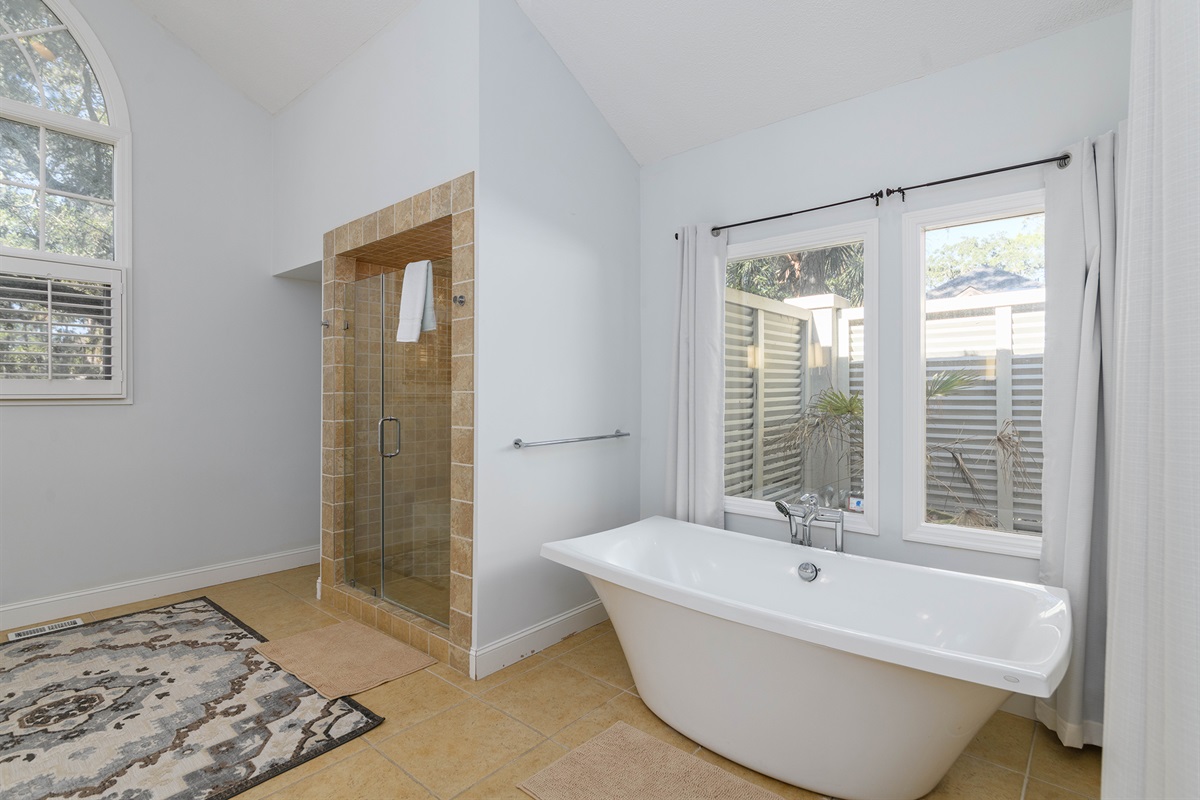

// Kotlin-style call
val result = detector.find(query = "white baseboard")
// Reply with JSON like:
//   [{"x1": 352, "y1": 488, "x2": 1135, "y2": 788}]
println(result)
[
  {"x1": 0, "y1": 546, "x2": 320, "y2": 631},
  {"x1": 471, "y1": 599, "x2": 609, "y2": 679}
]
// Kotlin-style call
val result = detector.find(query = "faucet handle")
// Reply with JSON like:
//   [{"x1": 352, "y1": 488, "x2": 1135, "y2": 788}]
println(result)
[{"x1": 798, "y1": 493, "x2": 819, "y2": 508}]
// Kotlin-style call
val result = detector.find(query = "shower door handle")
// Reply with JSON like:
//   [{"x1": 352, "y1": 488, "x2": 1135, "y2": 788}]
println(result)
[{"x1": 378, "y1": 417, "x2": 401, "y2": 458}]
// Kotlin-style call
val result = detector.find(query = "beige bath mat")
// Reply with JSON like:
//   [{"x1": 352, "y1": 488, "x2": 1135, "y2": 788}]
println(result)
[
  {"x1": 519, "y1": 722, "x2": 784, "y2": 800},
  {"x1": 254, "y1": 620, "x2": 435, "y2": 698}
]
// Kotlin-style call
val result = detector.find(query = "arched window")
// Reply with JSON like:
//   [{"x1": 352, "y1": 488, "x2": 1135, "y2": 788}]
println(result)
[{"x1": 0, "y1": 0, "x2": 130, "y2": 400}]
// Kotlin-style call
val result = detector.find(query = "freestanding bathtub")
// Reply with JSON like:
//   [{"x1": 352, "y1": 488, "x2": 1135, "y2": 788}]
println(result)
[{"x1": 542, "y1": 516, "x2": 1071, "y2": 800}]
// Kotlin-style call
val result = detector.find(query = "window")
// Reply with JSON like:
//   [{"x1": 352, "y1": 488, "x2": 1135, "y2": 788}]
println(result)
[
  {"x1": 903, "y1": 192, "x2": 1045, "y2": 556},
  {"x1": 0, "y1": 0, "x2": 129, "y2": 400},
  {"x1": 723, "y1": 221, "x2": 877, "y2": 534}
]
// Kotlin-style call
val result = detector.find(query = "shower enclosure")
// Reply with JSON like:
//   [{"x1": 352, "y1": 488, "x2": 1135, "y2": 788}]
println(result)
[{"x1": 344, "y1": 260, "x2": 452, "y2": 625}]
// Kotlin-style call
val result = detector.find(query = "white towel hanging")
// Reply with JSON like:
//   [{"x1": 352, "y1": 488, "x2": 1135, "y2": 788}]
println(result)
[{"x1": 396, "y1": 260, "x2": 435, "y2": 342}]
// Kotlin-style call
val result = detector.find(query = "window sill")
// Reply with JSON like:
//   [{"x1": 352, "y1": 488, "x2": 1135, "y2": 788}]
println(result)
[
  {"x1": 724, "y1": 496, "x2": 877, "y2": 536},
  {"x1": 904, "y1": 523, "x2": 1042, "y2": 559}
]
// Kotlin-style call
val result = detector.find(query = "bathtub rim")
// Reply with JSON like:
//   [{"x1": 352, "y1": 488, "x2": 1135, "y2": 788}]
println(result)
[{"x1": 541, "y1": 516, "x2": 1071, "y2": 697}]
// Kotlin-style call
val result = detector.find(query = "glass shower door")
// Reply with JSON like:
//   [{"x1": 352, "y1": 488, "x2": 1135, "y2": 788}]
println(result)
[
  {"x1": 348, "y1": 264, "x2": 451, "y2": 626},
  {"x1": 380, "y1": 265, "x2": 451, "y2": 625}
]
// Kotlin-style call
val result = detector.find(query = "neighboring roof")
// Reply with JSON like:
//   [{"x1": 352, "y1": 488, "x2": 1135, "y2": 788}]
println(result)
[{"x1": 927, "y1": 267, "x2": 1043, "y2": 299}]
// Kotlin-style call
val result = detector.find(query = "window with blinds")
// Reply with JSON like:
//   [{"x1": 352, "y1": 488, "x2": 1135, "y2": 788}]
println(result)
[
  {"x1": 917, "y1": 208, "x2": 1045, "y2": 537},
  {"x1": 725, "y1": 234, "x2": 867, "y2": 514},
  {"x1": 0, "y1": 260, "x2": 124, "y2": 397},
  {"x1": 724, "y1": 291, "x2": 808, "y2": 501}
]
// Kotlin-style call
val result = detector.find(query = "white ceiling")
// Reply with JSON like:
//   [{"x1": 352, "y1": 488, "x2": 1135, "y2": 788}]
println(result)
[
  {"x1": 130, "y1": 0, "x2": 1128, "y2": 162},
  {"x1": 127, "y1": 0, "x2": 420, "y2": 113}
]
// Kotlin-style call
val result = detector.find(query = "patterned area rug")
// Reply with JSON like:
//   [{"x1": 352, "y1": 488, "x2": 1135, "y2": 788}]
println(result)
[{"x1": 0, "y1": 598, "x2": 382, "y2": 800}]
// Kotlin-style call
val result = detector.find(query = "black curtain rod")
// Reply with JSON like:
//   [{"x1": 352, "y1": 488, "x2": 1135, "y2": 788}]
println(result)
[
  {"x1": 682, "y1": 151, "x2": 1072, "y2": 240},
  {"x1": 885, "y1": 152, "x2": 1072, "y2": 201}
]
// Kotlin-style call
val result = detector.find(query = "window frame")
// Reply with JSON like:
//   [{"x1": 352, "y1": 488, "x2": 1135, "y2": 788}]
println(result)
[
  {"x1": 0, "y1": 0, "x2": 132, "y2": 403},
  {"x1": 723, "y1": 219, "x2": 879, "y2": 537},
  {"x1": 901, "y1": 190, "x2": 1045, "y2": 558}
]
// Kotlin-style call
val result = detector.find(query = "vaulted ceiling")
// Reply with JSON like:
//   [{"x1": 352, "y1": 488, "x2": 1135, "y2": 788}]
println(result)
[{"x1": 130, "y1": 0, "x2": 1129, "y2": 164}]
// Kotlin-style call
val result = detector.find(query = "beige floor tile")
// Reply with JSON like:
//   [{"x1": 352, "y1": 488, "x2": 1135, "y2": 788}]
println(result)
[
  {"x1": 266, "y1": 564, "x2": 321, "y2": 600},
  {"x1": 538, "y1": 620, "x2": 611, "y2": 658},
  {"x1": 1024, "y1": 777, "x2": 1095, "y2": 800},
  {"x1": 373, "y1": 699, "x2": 544, "y2": 798},
  {"x1": 553, "y1": 691, "x2": 696, "y2": 753},
  {"x1": 694, "y1": 748, "x2": 826, "y2": 799},
  {"x1": 235, "y1": 737, "x2": 370, "y2": 800},
  {"x1": 453, "y1": 740, "x2": 568, "y2": 800},
  {"x1": 205, "y1": 582, "x2": 341, "y2": 640},
  {"x1": 964, "y1": 710, "x2": 1036, "y2": 772},
  {"x1": 90, "y1": 591, "x2": 204, "y2": 620},
  {"x1": 353, "y1": 669, "x2": 471, "y2": 743},
  {"x1": 554, "y1": 631, "x2": 636, "y2": 690},
  {"x1": 428, "y1": 654, "x2": 547, "y2": 695},
  {"x1": 1, "y1": 613, "x2": 94, "y2": 640},
  {"x1": 1029, "y1": 725, "x2": 1102, "y2": 798},
  {"x1": 480, "y1": 661, "x2": 621, "y2": 736},
  {"x1": 922, "y1": 753, "x2": 1025, "y2": 799},
  {"x1": 266, "y1": 747, "x2": 433, "y2": 799}
]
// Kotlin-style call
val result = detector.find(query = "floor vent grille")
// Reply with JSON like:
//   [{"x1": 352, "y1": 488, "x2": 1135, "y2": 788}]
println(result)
[{"x1": 7, "y1": 618, "x2": 85, "y2": 642}]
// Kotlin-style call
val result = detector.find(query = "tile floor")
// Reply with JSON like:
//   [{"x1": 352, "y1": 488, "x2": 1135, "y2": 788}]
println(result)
[{"x1": 3, "y1": 565, "x2": 1103, "y2": 800}]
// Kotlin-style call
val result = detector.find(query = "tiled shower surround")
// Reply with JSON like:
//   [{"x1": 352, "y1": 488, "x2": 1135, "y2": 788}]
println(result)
[{"x1": 320, "y1": 173, "x2": 475, "y2": 675}]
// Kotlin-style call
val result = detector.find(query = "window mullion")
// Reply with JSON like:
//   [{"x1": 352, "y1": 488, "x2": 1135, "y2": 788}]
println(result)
[{"x1": 37, "y1": 125, "x2": 46, "y2": 251}]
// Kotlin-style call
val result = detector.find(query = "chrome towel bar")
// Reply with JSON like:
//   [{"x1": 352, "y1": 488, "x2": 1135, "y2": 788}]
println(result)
[{"x1": 513, "y1": 429, "x2": 630, "y2": 449}]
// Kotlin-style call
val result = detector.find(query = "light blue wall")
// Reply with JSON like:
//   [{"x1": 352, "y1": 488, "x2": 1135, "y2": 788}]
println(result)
[
  {"x1": 639, "y1": 12, "x2": 1132, "y2": 581},
  {"x1": 475, "y1": 0, "x2": 642, "y2": 646},
  {"x1": 0, "y1": 0, "x2": 320, "y2": 607}
]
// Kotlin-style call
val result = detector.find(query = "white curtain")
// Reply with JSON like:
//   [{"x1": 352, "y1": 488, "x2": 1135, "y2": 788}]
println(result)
[
  {"x1": 1103, "y1": 0, "x2": 1200, "y2": 796},
  {"x1": 1039, "y1": 133, "x2": 1118, "y2": 748},
  {"x1": 665, "y1": 225, "x2": 728, "y2": 527}
]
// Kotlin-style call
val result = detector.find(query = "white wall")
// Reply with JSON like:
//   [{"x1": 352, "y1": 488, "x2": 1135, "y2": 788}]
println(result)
[
  {"x1": 0, "y1": 0, "x2": 320, "y2": 609},
  {"x1": 474, "y1": 0, "x2": 641, "y2": 649},
  {"x1": 640, "y1": 12, "x2": 1132, "y2": 581},
  {"x1": 270, "y1": 0, "x2": 479, "y2": 275}
]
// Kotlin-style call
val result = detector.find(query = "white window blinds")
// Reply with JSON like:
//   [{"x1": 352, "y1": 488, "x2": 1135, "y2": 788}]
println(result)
[{"x1": 0, "y1": 259, "x2": 124, "y2": 397}]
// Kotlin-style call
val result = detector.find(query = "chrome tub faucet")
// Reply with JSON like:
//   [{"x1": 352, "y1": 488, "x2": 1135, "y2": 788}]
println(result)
[{"x1": 776, "y1": 494, "x2": 846, "y2": 552}]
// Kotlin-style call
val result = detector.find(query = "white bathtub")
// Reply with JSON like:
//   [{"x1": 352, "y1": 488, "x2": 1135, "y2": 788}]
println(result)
[{"x1": 541, "y1": 516, "x2": 1071, "y2": 800}]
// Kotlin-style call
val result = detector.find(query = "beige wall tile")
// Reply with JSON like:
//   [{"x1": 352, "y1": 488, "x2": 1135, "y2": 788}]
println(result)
[
  {"x1": 451, "y1": 464, "x2": 474, "y2": 502},
  {"x1": 335, "y1": 223, "x2": 349, "y2": 254},
  {"x1": 451, "y1": 280, "x2": 473, "y2": 320},
  {"x1": 451, "y1": 172, "x2": 474, "y2": 213},
  {"x1": 428, "y1": 633, "x2": 450, "y2": 663},
  {"x1": 451, "y1": 428, "x2": 473, "y2": 465},
  {"x1": 393, "y1": 197, "x2": 413, "y2": 232},
  {"x1": 451, "y1": 319, "x2": 474, "y2": 356},
  {"x1": 451, "y1": 535, "x2": 472, "y2": 578},
  {"x1": 412, "y1": 191, "x2": 432, "y2": 227},
  {"x1": 348, "y1": 218, "x2": 363, "y2": 249},
  {"x1": 431, "y1": 181, "x2": 452, "y2": 219},
  {"x1": 450, "y1": 609, "x2": 471, "y2": 648},
  {"x1": 450, "y1": 573, "x2": 472, "y2": 615},
  {"x1": 451, "y1": 392, "x2": 473, "y2": 428},
  {"x1": 323, "y1": 231, "x2": 334, "y2": 259},
  {"x1": 360, "y1": 212, "x2": 377, "y2": 246},
  {"x1": 448, "y1": 644, "x2": 470, "y2": 675},
  {"x1": 452, "y1": 209, "x2": 474, "y2": 247},
  {"x1": 376, "y1": 205, "x2": 396, "y2": 239},
  {"x1": 452, "y1": 243, "x2": 474, "y2": 282},
  {"x1": 451, "y1": 500, "x2": 473, "y2": 539}
]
